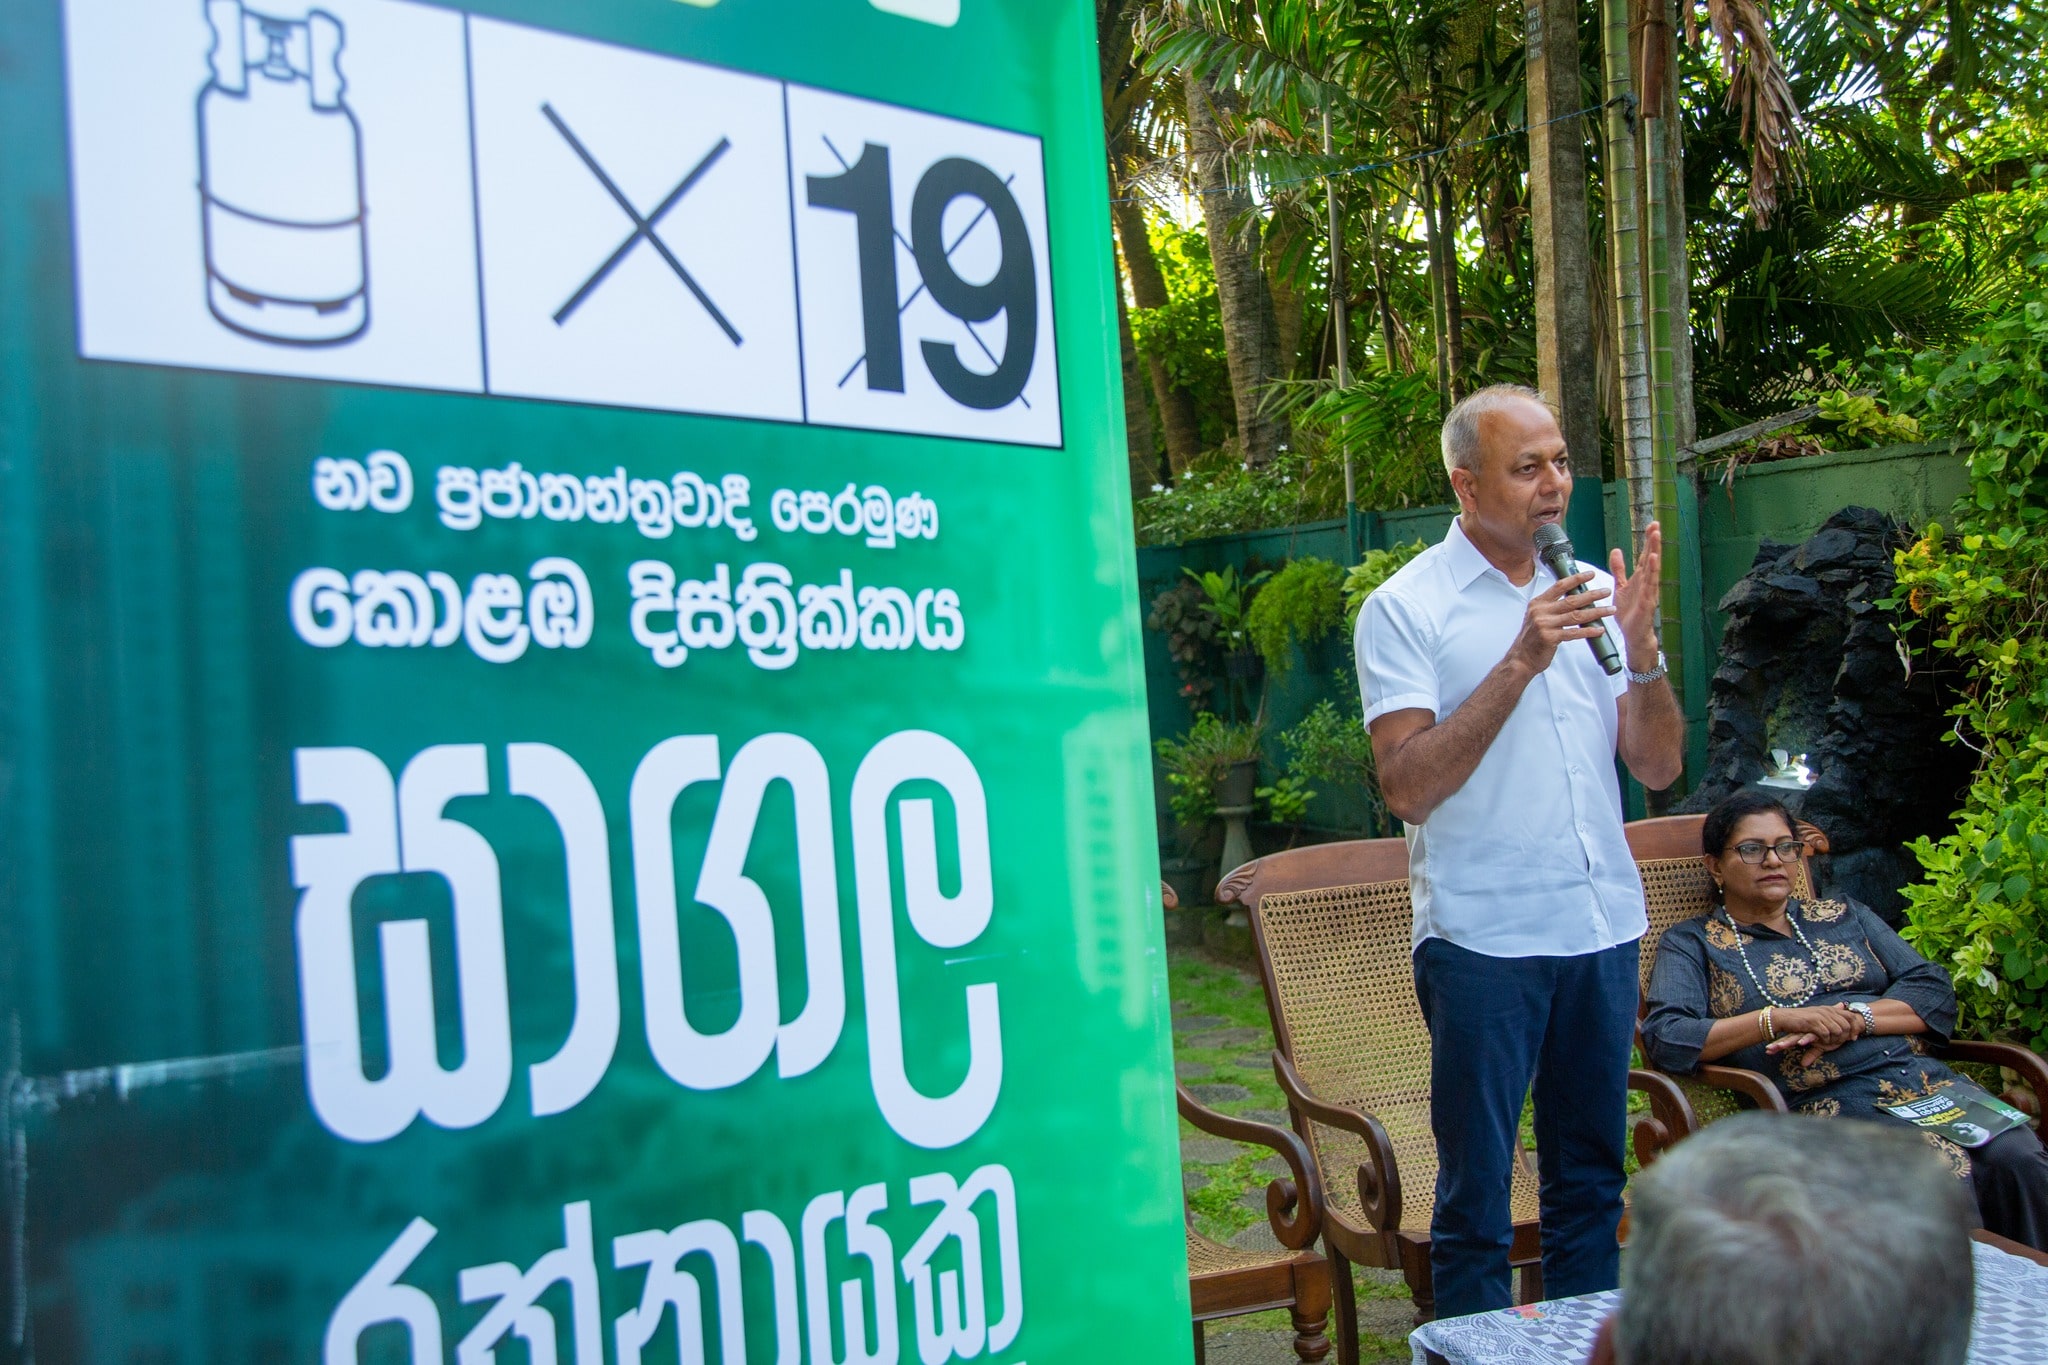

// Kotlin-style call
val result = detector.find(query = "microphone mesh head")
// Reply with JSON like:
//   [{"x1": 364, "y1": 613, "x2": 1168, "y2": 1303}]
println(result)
[{"x1": 1532, "y1": 521, "x2": 1573, "y2": 559}]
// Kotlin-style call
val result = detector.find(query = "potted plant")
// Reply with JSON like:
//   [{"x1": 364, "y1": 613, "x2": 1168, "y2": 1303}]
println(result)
[
  {"x1": 1156, "y1": 713, "x2": 1264, "y2": 826},
  {"x1": 1184, "y1": 566, "x2": 1269, "y2": 717},
  {"x1": 1244, "y1": 555, "x2": 1346, "y2": 676}
]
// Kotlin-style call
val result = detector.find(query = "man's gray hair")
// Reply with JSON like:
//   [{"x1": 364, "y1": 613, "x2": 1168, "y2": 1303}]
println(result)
[
  {"x1": 1440, "y1": 383, "x2": 1548, "y2": 477},
  {"x1": 1617, "y1": 1113, "x2": 1975, "y2": 1365}
]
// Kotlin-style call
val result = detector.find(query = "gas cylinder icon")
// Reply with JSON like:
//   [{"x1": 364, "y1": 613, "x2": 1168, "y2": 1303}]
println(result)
[{"x1": 197, "y1": 2, "x2": 368, "y2": 345}]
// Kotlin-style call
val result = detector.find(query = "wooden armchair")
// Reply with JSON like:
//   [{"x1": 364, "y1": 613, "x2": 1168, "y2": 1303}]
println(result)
[
  {"x1": 1179, "y1": 1084, "x2": 1333, "y2": 1365},
  {"x1": 1217, "y1": 840, "x2": 1690, "y2": 1352},
  {"x1": 1626, "y1": 814, "x2": 2048, "y2": 1153}
]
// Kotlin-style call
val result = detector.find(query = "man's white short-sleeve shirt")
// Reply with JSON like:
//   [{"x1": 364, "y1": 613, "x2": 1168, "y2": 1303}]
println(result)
[{"x1": 1355, "y1": 518, "x2": 1646, "y2": 957}]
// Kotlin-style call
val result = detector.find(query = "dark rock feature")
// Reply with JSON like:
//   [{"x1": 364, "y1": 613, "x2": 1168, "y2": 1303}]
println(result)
[{"x1": 1681, "y1": 507, "x2": 1973, "y2": 922}]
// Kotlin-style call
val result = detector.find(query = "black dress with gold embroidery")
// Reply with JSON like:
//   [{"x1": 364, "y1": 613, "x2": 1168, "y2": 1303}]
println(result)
[
  {"x1": 1644, "y1": 895, "x2": 2048, "y2": 1245},
  {"x1": 1644, "y1": 898, "x2": 1968, "y2": 1125}
]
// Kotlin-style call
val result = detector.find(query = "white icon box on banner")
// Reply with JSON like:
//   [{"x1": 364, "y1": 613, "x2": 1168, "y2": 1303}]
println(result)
[
  {"x1": 466, "y1": 19, "x2": 803, "y2": 423},
  {"x1": 65, "y1": 0, "x2": 484, "y2": 391}
]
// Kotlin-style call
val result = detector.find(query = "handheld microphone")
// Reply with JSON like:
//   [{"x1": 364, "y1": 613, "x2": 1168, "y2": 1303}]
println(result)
[{"x1": 1532, "y1": 522, "x2": 1624, "y2": 676}]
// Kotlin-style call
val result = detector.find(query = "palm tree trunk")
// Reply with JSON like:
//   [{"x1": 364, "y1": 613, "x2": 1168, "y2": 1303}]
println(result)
[
  {"x1": 1601, "y1": 0, "x2": 1655, "y2": 548},
  {"x1": 1117, "y1": 285, "x2": 1159, "y2": 504},
  {"x1": 1113, "y1": 194, "x2": 1203, "y2": 471},
  {"x1": 1186, "y1": 64, "x2": 1287, "y2": 467}
]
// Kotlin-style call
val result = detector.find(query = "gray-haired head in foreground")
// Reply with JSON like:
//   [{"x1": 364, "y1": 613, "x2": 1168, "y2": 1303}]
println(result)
[
  {"x1": 1440, "y1": 383, "x2": 1547, "y2": 478},
  {"x1": 1617, "y1": 1112, "x2": 1975, "y2": 1365}
]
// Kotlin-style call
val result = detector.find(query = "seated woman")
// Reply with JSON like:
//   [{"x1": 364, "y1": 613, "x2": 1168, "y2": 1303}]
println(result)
[{"x1": 1642, "y1": 786, "x2": 2048, "y2": 1251}]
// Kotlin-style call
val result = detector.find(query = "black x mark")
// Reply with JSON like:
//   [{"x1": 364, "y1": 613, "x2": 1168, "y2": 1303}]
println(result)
[{"x1": 543, "y1": 103, "x2": 742, "y2": 345}]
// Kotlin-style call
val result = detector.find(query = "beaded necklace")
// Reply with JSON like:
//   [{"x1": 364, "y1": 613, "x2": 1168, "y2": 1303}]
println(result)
[{"x1": 1717, "y1": 900, "x2": 1826, "y2": 1008}]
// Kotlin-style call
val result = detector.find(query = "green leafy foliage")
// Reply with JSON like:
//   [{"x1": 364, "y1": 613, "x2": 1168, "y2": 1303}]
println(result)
[
  {"x1": 1134, "y1": 447, "x2": 1335, "y2": 546},
  {"x1": 1272, "y1": 369, "x2": 1453, "y2": 510},
  {"x1": 1278, "y1": 674, "x2": 1386, "y2": 834},
  {"x1": 1155, "y1": 712, "x2": 1264, "y2": 827},
  {"x1": 1184, "y1": 564, "x2": 1268, "y2": 651},
  {"x1": 1126, "y1": 219, "x2": 1234, "y2": 452},
  {"x1": 1814, "y1": 389, "x2": 1923, "y2": 446},
  {"x1": 1256, "y1": 774, "x2": 1317, "y2": 823},
  {"x1": 1882, "y1": 269, "x2": 2048, "y2": 1047},
  {"x1": 1343, "y1": 538, "x2": 1429, "y2": 626},
  {"x1": 1242, "y1": 556, "x2": 1345, "y2": 672}
]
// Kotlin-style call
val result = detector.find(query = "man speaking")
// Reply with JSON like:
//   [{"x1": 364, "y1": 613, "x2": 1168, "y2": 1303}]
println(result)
[{"x1": 1355, "y1": 385, "x2": 1683, "y2": 1316}]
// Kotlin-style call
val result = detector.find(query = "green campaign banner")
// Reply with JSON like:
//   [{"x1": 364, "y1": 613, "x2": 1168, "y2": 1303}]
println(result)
[{"x1": 0, "y1": 0, "x2": 1188, "y2": 1359}]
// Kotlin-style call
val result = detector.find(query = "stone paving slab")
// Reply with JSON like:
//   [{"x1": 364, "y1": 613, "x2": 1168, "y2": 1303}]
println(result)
[
  {"x1": 1176, "y1": 1060, "x2": 1214, "y2": 1080},
  {"x1": 1187, "y1": 1082, "x2": 1252, "y2": 1105},
  {"x1": 1181, "y1": 1137, "x2": 1248, "y2": 1165},
  {"x1": 1184, "y1": 1026, "x2": 1267, "y2": 1049},
  {"x1": 1240, "y1": 1108, "x2": 1289, "y2": 1125}
]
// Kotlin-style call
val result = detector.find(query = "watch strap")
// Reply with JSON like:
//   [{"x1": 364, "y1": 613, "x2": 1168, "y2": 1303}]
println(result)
[{"x1": 1626, "y1": 650, "x2": 1668, "y2": 686}]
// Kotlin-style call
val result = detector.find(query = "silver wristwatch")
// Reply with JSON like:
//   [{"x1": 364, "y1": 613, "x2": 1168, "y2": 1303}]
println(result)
[
  {"x1": 1847, "y1": 1001, "x2": 1877, "y2": 1037},
  {"x1": 1626, "y1": 650, "x2": 1668, "y2": 686}
]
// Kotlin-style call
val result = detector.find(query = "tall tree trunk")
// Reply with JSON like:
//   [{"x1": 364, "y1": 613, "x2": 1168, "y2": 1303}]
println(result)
[
  {"x1": 1421, "y1": 170, "x2": 1453, "y2": 411},
  {"x1": 1269, "y1": 258, "x2": 1305, "y2": 383},
  {"x1": 1663, "y1": 1, "x2": 1695, "y2": 450},
  {"x1": 1185, "y1": 65, "x2": 1287, "y2": 467},
  {"x1": 1366, "y1": 204, "x2": 1404, "y2": 370},
  {"x1": 1113, "y1": 195, "x2": 1203, "y2": 471},
  {"x1": 1526, "y1": 0, "x2": 1604, "y2": 500},
  {"x1": 1601, "y1": 0, "x2": 1655, "y2": 546},
  {"x1": 1117, "y1": 286, "x2": 1159, "y2": 504},
  {"x1": 1434, "y1": 169, "x2": 1468, "y2": 400}
]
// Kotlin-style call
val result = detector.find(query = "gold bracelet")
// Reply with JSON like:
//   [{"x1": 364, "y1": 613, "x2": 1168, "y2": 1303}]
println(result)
[{"x1": 1760, "y1": 1006, "x2": 1776, "y2": 1042}]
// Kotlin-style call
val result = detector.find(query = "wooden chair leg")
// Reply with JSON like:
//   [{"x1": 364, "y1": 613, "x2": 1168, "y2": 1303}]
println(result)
[
  {"x1": 1192, "y1": 1319, "x2": 1205, "y2": 1365},
  {"x1": 1398, "y1": 1241, "x2": 1435, "y2": 1326},
  {"x1": 1288, "y1": 1260, "x2": 1333, "y2": 1364},
  {"x1": 1327, "y1": 1245, "x2": 1360, "y2": 1365},
  {"x1": 1517, "y1": 1259, "x2": 1544, "y2": 1305}
]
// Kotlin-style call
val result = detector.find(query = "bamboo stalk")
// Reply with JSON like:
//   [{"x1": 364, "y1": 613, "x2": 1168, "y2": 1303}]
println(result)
[
  {"x1": 1645, "y1": 112, "x2": 1682, "y2": 705},
  {"x1": 1601, "y1": 0, "x2": 1655, "y2": 548}
]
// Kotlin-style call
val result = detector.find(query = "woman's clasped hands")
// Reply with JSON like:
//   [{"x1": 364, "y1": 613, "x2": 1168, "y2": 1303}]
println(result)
[{"x1": 1765, "y1": 1002, "x2": 1866, "y2": 1066}]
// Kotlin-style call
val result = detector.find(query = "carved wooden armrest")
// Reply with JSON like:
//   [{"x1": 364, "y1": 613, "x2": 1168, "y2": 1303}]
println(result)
[
  {"x1": 1938, "y1": 1039, "x2": 2048, "y2": 1118},
  {"x1": 1176, "y1": 1083, "x2": 1325, "y2": 1250},
  {"x1": 1693, "y1": 1063, "x2": 1790, "y2": 1113},
  {"x1": 1271, "y1": 1050, "x2": 1403, "y2": 1234},
  {"x1": 1626, "y1": 1068, "x2": 1699, "y2": 1166}
]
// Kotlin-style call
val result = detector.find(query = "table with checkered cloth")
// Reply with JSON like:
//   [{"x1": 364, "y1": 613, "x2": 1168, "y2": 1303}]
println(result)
[{"x1": 1408, "y1": 1241, "x2": 2048, "y2": 1364}]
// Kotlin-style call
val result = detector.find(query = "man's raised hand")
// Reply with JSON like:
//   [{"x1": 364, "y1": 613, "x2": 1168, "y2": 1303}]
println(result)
[{"x1": 1609, "y1": 521, "x2": 1664, "y2": 670}]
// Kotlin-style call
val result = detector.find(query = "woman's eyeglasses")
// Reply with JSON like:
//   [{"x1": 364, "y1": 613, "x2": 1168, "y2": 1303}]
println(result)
[{"x1": 1728, "y1": 839, "x2": 1806, "y2": 865}]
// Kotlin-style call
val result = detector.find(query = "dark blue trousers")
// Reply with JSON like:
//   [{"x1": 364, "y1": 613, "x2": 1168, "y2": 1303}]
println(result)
[{"x1": 1412, "y1": 935, "x2": 1640, "y2": 1318}]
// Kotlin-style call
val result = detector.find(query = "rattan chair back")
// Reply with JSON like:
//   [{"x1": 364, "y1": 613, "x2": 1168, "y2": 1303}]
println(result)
[
  {"x1": 1626, "y1": 814, "x2": 1814, "y2": 1000},
  {"x1": 1627, "y1": 813, "x2": 1817, "y2": 1128},
  {"x1": 1233, "y1": 839, "x2": 1540, "y2": 1237}
]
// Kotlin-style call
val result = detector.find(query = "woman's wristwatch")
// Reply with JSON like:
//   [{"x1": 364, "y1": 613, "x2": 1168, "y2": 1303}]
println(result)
[{"x1": 1847, "y1": 1001, "x2": 1877, "y2": 1037}]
